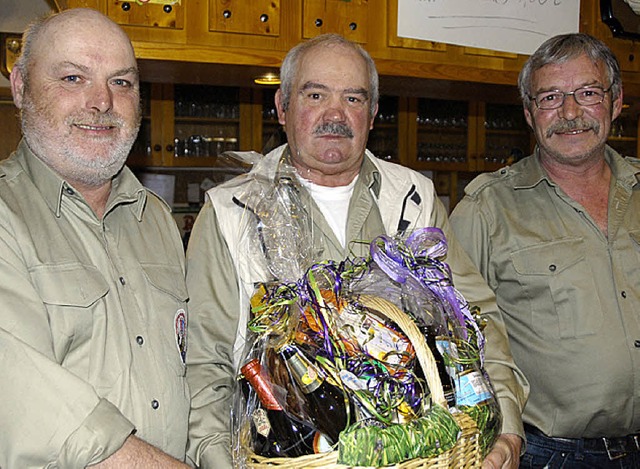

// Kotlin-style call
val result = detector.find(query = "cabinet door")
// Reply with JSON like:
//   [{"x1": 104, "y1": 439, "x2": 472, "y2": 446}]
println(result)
[
  {"x1": 210, "y1": 0, "x2": 279, "y2": 37},
  {"x1": 171, "y1": 84, "x2": 245, "y2": 167},
  {"x1": 608, "y1": 103, "x2": 638, "y2": 158},
  {"x1": 477, "y1": 102, "x2": 532, "y2": 172},
  {"x1": 303, "y1": 0, "x2": 369, "y2": 44},
  {"x1": 106, "y1": 0, "x2": 187, "y2": 44},
  {"x1": 259, "y1": 88, "x2": 288, "y2": 155},
  {"x1": 367, "y1": 95, "x2": 402, "y2": 164},
  {"x1": 411, "y1": 98, "x2": 473, "y2": 171},
  {"x1": 129, "y1": 83, "x2": 165, "y2": 167},
  {"x1": 187, "y1": 0, "x2": 298, "y2": 53},
  {"x1": 128, "y1": 84, "x2": 253, "y2": 169}
]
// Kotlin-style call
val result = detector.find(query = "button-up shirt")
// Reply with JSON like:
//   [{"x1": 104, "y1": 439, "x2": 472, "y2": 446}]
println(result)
[
  {"x1": 451, "y1": 146, "x2": 640, "y2": 438},
  {"x1": 0, "y1": 140, "x2": 190, "y2": 467}
]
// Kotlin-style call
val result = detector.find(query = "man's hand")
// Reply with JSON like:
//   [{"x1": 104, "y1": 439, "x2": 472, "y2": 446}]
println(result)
[
  {"x1": 481, "y1": 433, "x2": 522, "y2": 469},
  {"x1": 89, "y1": 435, "x2": 190, "y2": 468}
]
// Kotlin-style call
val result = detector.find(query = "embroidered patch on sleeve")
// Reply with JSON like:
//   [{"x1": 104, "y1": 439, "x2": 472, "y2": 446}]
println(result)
[{"x1": 175, "y1": 309, "x2": 187, "y2": 365}]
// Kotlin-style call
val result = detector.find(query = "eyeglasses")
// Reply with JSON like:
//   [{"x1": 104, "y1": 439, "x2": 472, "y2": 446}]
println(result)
[{"x1": 529, "y1": 85, "x2": 612, "y2": 110}]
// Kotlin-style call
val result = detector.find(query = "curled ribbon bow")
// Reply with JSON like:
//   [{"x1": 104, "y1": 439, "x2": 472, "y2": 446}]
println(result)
[{"x1": 370, "y1": 227, "x2": 485, "y2": 362}]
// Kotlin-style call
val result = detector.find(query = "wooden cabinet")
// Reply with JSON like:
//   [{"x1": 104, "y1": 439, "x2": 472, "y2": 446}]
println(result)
[
  {"x1": 129, "y1": 83, "x2": 253, "y2": 169},
  {"x1": 259, "y1": 88, "x2": 287, "y2": 155},
  {"x1": 0, "y1": 88, "x2": 21, "y2": 160},
  {"x1": 409, "y1": 98, "x2": 472, "y2": 172},
  {"x1": 367, "y1": 95, "x2": 403, "y2": 164},
  {"x1": 60, "y1": 0, "x2": 640, "y2": 92},
  {"x1": 302, "y1": 0, "x2": 369, "y2": 44},
  {"x1": 608, "y1": 102, "x2": 639, "y2": 157},
  {"x1": 403, "y1": 97, "x2": 533, "y2": 172},
  {"x1": 478, "y1": 102, "x2": 532, "y2": 171}
]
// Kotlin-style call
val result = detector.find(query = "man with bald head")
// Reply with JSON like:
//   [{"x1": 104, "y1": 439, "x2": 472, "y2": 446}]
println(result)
[{"x1": 2, "y1": 8, "x2": 190, "y2": 468}]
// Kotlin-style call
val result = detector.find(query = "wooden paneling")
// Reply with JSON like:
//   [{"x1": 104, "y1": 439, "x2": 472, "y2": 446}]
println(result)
[{"x1": 0, "y1": 89, "x2": 21, "y2": 161}]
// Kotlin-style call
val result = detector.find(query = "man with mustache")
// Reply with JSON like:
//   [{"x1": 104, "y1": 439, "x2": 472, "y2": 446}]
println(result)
[
  {"x1": 186, "y1": 33, "x2": 527, "y2": 469},
  {"x1": 450, "y1": 33, "x2": 640, "y2": 468},
  {"x1": 2, "y1": 8, "x2": 190, "y2": 468}
]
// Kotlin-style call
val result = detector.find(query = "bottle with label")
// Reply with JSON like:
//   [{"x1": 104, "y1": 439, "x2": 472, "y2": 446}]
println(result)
[
  {"x1": 241, "y1": 359, "x2": 318, "y2": 458},
  {"x1": 278, "y1": 344, "x2": 354, "y2": 445},
  {"x1": 419, "y1": 325, "x2": 456, "y2": 408}
]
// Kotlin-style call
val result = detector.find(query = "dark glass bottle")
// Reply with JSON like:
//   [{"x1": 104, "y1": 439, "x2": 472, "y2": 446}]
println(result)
[
  {"x1": 241, "y1": 359, "x2": 317, "y2": 457},
  {"x1": 419, "y1": 325, "x2": 456, "y2": 407},
  {"x1": 278, "y1": 344, "x2": 353, "y2": 444}
]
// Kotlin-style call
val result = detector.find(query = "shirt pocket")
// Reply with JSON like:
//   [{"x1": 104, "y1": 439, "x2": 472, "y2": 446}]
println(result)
[
  {"x1": 510, "y1": 238, "x2": 603, "y2": 339},
  {"x1": 141, "y1": 264, "x2": 189, "y2": 376},
  {"x1": 31, "y1": 262, "x2": 109, "y2": 306},
  {"x1": 30, "y1": 262, "x2": 109, "y2": 339}
]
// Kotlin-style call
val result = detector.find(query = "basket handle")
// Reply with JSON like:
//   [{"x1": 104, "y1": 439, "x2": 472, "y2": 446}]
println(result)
[{"x1": 357, "y1": 295, "x2": 447, "y2": 407}]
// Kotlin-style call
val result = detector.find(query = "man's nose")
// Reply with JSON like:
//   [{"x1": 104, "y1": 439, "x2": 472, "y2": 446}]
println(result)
[
  {"x1": 557, "y1": 93, "x2": 584, "y2": 120},
  {"x1": 86, "y1": 82, "x2": 113, "y2": 113}
]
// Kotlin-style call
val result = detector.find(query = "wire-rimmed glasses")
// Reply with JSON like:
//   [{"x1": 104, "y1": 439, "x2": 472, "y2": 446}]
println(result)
[{"x1": 529, "y1": 85, "x2": 612, "y2": 110}]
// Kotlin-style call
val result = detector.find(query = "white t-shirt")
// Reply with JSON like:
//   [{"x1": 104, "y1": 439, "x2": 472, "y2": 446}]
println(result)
[{"x1": 297, "y1": 175, "x2": 358, "y2": 248}]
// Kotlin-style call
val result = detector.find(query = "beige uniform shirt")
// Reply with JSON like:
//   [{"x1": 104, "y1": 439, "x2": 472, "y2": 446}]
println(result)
[
  {"x1": 0, "y1": 141, "x2": 190, "y2": 468},
  {"x1": 186, "y1": 146, "x2": 527, "y2": 468},
  {"x1": 451, "y1": 146, "x2": 640, "y2": 438}
]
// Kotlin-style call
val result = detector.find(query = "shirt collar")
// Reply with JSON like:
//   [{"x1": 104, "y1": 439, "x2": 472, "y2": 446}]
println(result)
[
  {"x1": 512, "y1": 145, "x2": 640, "y2": 190},
  {"x1": 360, "y1": 152, "x2": 382, "y2": 198},
  {"x1": 16, "y1": 139, "x2": 147, "y2": 220},
  {"x1": 277, "y1": 145, "x2": 380, "y2": 195}
]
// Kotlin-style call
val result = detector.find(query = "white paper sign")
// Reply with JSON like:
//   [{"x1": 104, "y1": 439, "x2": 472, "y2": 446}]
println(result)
[{"x1": 397, "y1": 0, "x2": 581, "y2": 56}]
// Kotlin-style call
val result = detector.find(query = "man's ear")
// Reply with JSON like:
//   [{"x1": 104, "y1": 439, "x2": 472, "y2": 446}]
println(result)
[
  {"x1": 612, "y1": 86, "x2": 624, "y2": 121},
  {"x1": 10, "y1": 67, "x2": 25, "y2": 109},
  {"x1": 370, "y1": 102, "x2": 379, "y2": 130},
  {"x1": 275, "y1": 89, "x2": 286, "y2": 126}
]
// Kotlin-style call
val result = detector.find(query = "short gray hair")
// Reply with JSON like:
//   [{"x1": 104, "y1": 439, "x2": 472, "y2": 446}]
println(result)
[
  {"x1": 518, "y1": 33, "x2": 621, "y2": 109},
  {"x1": 279, "y1": 34, "x2": 379, "y2": 117},
  {"x1": 11, "y1": 12, "x2": 53, "y2": 87}
]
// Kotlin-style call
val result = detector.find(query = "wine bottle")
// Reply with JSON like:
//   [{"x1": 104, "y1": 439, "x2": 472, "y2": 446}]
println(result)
[
  {"x1": 241, "y1": 359, "x2": 318, "y2": 457},
  {"x1": 278, "y1": 344, "x2": 353, "y2": 444},
  {"x1": 420, "y1": 325, "x2": 456, "y2": 407}
]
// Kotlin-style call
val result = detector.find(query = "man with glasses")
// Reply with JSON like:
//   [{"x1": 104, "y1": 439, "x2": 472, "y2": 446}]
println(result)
[{"x1": 450, "y1": 33, "x2": 640, "y2": 468}]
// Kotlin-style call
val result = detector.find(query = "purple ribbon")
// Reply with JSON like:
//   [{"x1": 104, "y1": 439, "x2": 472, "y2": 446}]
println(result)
[{"x1": 370, "y1": 228, "x2": 485, "y2": 359}]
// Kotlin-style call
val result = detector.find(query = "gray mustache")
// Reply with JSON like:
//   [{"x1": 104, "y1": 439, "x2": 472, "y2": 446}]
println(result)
[
  {"x1": 313, "y1": 122, "x2": 354, "y2": 138},
  {"x1": 546, "y1": 118, "x2": 600, "y2": 138}
]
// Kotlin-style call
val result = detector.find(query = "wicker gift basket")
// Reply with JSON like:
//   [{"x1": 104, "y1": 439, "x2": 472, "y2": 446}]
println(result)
[
  {"x1": 228, "y1": 166, "x2": 499, "y2": 468},
  {"x1": 231, "y1": 231, "x2": 500, "y2": 468},
  {"x1": 242, "y1": 293, "x2": 484, "y2": 469}
]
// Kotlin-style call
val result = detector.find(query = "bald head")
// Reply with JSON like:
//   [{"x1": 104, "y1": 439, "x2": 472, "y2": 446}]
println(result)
[{"x1": 13, "y1": 8, "x2": 137, "y2": 91}]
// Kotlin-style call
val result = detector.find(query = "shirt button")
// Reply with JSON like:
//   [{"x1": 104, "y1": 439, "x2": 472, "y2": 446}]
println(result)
[
  {"x1": 119, "y1": 277, "x2": 126, "y2": 285},
  {"x1": 548, "y1": 264, "x2": 556, "y2": 272},
  {"x1": 136, "y1": 336, "x2": 144, "y2": 346},
  {"x1": 65, "y1": 187, "x2": 75, "y2": 195},
  {"x1": 635, "y1": 340, "x2": 640, "y2": 348},
  {"x1": 151, "y1": 399, "x2": 160, "y2": 409},
  {"x1": 621, "y1": 291, "x2": 627, "y2": 298}
]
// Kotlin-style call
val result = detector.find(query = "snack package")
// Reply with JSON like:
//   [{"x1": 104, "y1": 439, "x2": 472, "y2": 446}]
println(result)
[{"x1": 228, "y1": 155, "x2": 501, "y2": 467}]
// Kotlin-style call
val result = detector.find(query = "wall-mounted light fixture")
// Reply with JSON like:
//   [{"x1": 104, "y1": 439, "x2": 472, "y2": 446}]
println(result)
[
  {"x1": 1, "y1": 33, "x2": 22, "y2": 80},
  {"x1": 254, "y1": 72, "x2": 280, "y2": 86}
]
